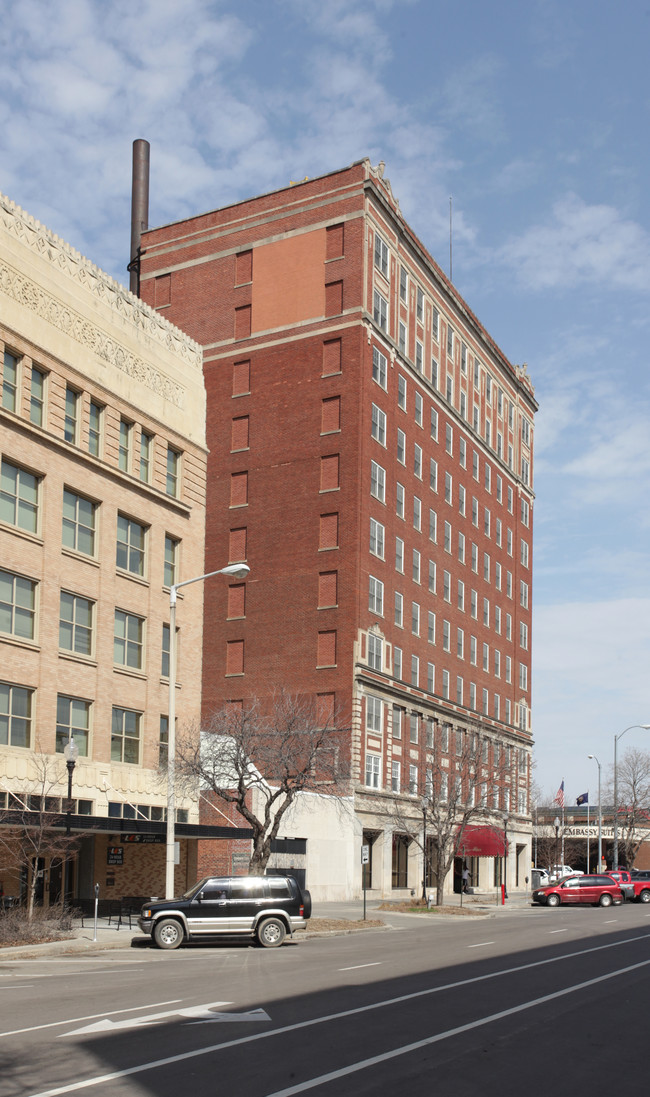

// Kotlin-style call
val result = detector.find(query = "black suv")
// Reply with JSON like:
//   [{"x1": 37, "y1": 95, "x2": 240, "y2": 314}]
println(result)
[{"x1": 138, "y1": 875, "x2": 311, "y2": 949}]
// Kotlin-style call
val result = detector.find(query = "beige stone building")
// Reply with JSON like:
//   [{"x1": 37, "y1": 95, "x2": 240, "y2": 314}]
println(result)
[{"x1": 0, "y1": 193, "x2": 209, "y2": 907}]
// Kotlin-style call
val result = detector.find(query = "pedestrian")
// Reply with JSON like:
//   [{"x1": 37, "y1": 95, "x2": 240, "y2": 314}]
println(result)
[{"x1": 462, "y1": 864, "x2": 470, "y2": 893}]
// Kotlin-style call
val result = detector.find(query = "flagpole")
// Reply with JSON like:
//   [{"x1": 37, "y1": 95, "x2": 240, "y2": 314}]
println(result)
[
  {"x1": 586, "y1": 795, "x2": 590, "y2": 873},
  {"x1": 561, "y1": 781, "x2": 565, "y2": 866}
]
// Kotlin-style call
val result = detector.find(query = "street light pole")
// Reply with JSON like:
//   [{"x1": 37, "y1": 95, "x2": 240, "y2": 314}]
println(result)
[
  {"x1": 421, "y1": 798, "x2": 427, "y2": 900},
  {"x1": 613, "y1": 724, "x2": 650, "y2": 870},
  {"x1": 63, "y1": 737, "x2": 78, "y2": 905},
  {"x1": 165, "y1": 563, "x2": 250, "y2": 900},
  {"x1": 588, "y1": 754, "x2": 602, "y2": 873},
  {"x1": 554, "y1": 815, "x2": 560, "y2": 876}
]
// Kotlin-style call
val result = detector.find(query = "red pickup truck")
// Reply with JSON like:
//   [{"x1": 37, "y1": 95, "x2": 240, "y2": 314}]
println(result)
[{"x1": 608, "y1": 870, "x2": 650, "y2": 903}]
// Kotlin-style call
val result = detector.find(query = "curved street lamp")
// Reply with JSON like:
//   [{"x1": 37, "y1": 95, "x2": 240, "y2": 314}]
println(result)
[
  {"x1": 587, "y1": 754, "x2": 602, "y2": 873},
  {"x1": 166, "y1": 563, "x2": 250, "y2": 899},
  {"x1": 613, "y1": 724, "x2": 650, "y2": 870}
]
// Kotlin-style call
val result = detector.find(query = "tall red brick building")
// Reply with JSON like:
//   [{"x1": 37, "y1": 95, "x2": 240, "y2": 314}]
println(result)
[{"x1": 139, "y1": 159, "x2": 537, "y2": 899}]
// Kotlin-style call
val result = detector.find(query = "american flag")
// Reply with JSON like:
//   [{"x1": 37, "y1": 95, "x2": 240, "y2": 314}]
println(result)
[{"x1": 553, "y1": 780, "x2": 565, "y2": 808}]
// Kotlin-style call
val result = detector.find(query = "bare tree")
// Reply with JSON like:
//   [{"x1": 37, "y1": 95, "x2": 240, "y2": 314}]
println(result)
[
  {"x1": 0, "y1": 749, "x2": 78, "y2": 920},
  {"x1": 177, "y1": 692, "x2": 349, "y2": 875},
  {"x1": 607, "y1": 747, "x2": 650, "y2": 867},
  {"x1": 386, "y1": 724, "x2": 506, "y2": 906}
]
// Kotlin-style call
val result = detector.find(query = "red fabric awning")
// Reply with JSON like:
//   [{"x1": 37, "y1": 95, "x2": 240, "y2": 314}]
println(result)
[{"x1": 456, "y1": 824, "x2": 507, "y2": 857}]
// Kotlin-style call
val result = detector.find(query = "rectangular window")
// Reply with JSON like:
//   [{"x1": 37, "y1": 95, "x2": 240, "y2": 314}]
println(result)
[
  {"x1": 139, "y1": 431, "x2": 153, "y2": 482},
  {"x1": 395, "y1": 536, "x2": 404, "y2": 573},
  {"x1": 0, "y1": 684, "x2": 31, "y2": 745},
  {"x1": 414, "y1": 443, "x2": 422, "y2": 479},
  {"x1": 412, "y1": 549, "x2": 421, "y2": 583},
  {"x1": 2, "y1": 350, "x2": 18, "y2": 412},
  {"x1": 397, "y1": 428, "x2": 406, "y2": 464},
  {"x1": 471, "y1": 590, "x2": 478, "y2": 619},
  {"x1": 118, "y1": 418, "x2": 131, "y2": 471},
  {"x1": 370, "y1": 460, "x2": 386, "y2": 502},
  {"x1": 114, "y1": 609, "x2": 144, "y2": 670},
  {"x1": 494, "y1": 649, "x2": 501, "y2": 677},
  {"x1": 519, "y1": 662, "x2": 528, "y2": 691},
  {"x1": 416, "y1": 287, "x2": 424, "y2": 321},
  {"x1": 372, "y1": 347, "x2": 388, "y2": 389},
  {"x1": 483, "y1": 642, "x2": 489, "y2": 672},
  {"x1": 432, "y1": 307, "x2": 439, "y2": 342},
  {"x1": 427, "y1": 662, "x2": 435, "y2": 693},
  {"x1": 409, "y1": 764, "x2": 418, "y2": 795},
  {"x1": 484, "y1": 553, "x2": 490, "y2": 582},
  {"x1": 520, "y1": 622, "x2": 528, "y2": 650},
  {"x1": 484, "y1": 508, "x2": 491, "y2": 537},
  {"x1": 88, "y1": 400, "x2": 103, "y2": 458},
  {"x1": 371, "y1": 403, "x2": 386, "y2": 445},
  {"x1": 391, "y1": 760, "x2": 401, "y2": 793},
  {"x1": 411, "y1": 655, "x2": 419, "y2": 687},
  {"x1": 443, "y1": 570, "x2": 451, "y2": 602},
  {"x1": 459, "y1": 437, "x2": 466, "y2": 468},
  {"x1": 411, "y1": 601, "x2": 420, "y2": 636},
  {"x1": 446, "y1": 423, "x2": 453, "y2": 454},
  {"x1": 457, "y1": 579, "x2": 465, "y2": 611},
  {"x1": 521, "y1": 539, "x2": 529, "y2": 568},
  {"x1": 495, "y1": 562, "x2": 502, "y2": 591},
  {"x1": 399, "y1": 266, "x2": 408, "y2": 302},
  {"x1": 374, "y1": 233, "x2": 389, "y2": 276},
  {"x1": 396, "y1": 483, "x2": 405, "y2": 519},
  {"x1": 429, "y1": 508, "x2": 437, "y2": 542},
  {"x1": 116, "y1": 514, "x2": 146, "y2": 576},
  {"x1": 56, "y1": 696, "x2": 90, "y2": 756},
  {"x1": 429, "y1": 459, "x2": 438, "y2": 493},
  {"x1": 373, "y1": 290, "x2": 388, "y2": 330},
  {"x1": 164, "y1": 535, "x2": 179, "y2": 588},
  {"x1": 398, "y1": 321, "x2": 407, "y2": 355},
  {"x1": 369, "y1": 575, "x2": 384, "y2": 615},
  {"x1": 442, "y1": 669, "x2": 450, "y2": 700},
  {"x1": 430, "y1": 407, "x2": 438, "y2": 440},
  {"x1": 428, "y1": 559, "x2": 436, "y2": 592},
  {"x1": 365, "y1": 754, "x2": 381, "y2": 789},
  {"x1": 366, "y1": 695, "x2": 382, "y2": 734},
  {"x1": 413, "y1": 496, "x2": 421, "y2": 531},
  {"x1": 471, "y1": 543, "x2": 478, "y2": 573},
  {"x1": 111, "y1": 706, "x2": 141, "y2": 764},
  {"x1": 505, "y1": 656, "x2": 512, "y2": 684},
  {"x1": 428, "y1": 610, "x2": 436, "y2": 644},
  {"x1": 415, "y1": 341, "x2": 423, "y2": 373},
  {"x1": 520, "y1": 580, "x2": 529, "y2": 609},
  {"x1": 443, "y1": 619, "x2": 451, "y2": 652},
  {"x1": 444, "y1": 472, "x2": 452, "y2": 505},
  {"x1": 62, "y1": 490, "x2": 96, "y2": 556},
  {"x1": 0, "y1": 570, "x2": 36, "y2": 641},
  {"x1": 30, "y1": 367, "x2": 46, "y2": 427},
  {"x1": 458, "y1": 532, "x2": 465, "y2": 563},
  {"x1": 521, "y1": 498, "x2": 530, "y2": 526},
  {"x1": 398, "y1": 375, "x2": 407, "y2": 410},
  {"x1": 162, "y1": 623, "x2": 171, "y2": 677},
  {"x1": 394, "y1": 590, "x2": 403, "y2": 627},
  {"x1": 470, "y1": 635, "x2": 477, "y2": 665},
  {"x1": 392, "y1": 706, "x2": 403, "y2": 739},
  {"x1": 166, "y1": 446, "x2": 181, "y2": 497},
  {"x1": 506, "y1": 613, "x2": 512, "y2": 641},
  {"x1": 159, "y1": 715, "x2": 169, "y2": 767},
  {"x1": 444, "y1": 521, "x2": 451, "y2": 553},
  {"x1": 409, "y1": 712, "x2": 419, "y2": 744},
  {"x1": 370, "y1": 517, "x2": 385, "y2": 559},
  {"x1": 394, "y1": 646, "x2": 402, "y2": 680},
  {"x1": 457, "y1": 627, "x2": 464, "y2": 659},
  {"x1": 483, "y1": 598, "x2": 490, "y2": 627},
  {"x1": 368, "y1": 633, "x2": 383, "y2": 671},
  {"x1": 458, "y1": 484, "x2": 466, "y2": 516},
  {"x1": 414, "y1": 391, "x2": 423, "y2": 426},
  {"x1": 447, "y1": 325, "x2": 454, "y2": 358},
  {"x1": 59, "y1": 591, "x2": 93, "y2": 655}
]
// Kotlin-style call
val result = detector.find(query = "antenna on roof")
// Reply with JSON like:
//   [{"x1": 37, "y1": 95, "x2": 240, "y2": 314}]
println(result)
[{"x1": 449, "y1": 195, "x2": 453, "y2": 282}]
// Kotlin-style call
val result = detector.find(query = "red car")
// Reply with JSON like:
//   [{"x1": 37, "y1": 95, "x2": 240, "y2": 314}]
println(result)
[{"x1": 532, "y1": 874, "x2": 623, "y2": 907}]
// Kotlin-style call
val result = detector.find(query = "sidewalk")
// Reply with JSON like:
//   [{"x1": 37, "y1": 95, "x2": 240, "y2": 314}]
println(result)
[{"x1": 0, "y1": 891, "x2": 534, "y2": 960}]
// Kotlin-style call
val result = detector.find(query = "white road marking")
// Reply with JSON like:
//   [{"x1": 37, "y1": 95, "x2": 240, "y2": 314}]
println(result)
[
  {"x1": 0, "y1": 999, "x2": 182, "y2": 1039},
  {"x1": 467, "y1": 942, "x2": 494, "y2": 949},
  {"x1": 63, "y1": 1002, "x2": 233, "y2": 1037},
  {"x1": 603, "y1": 920, "x2": 618, "y2": 924},
  {"x1": 549, "y1": 929, "x2": 568, "y2": 934},
  {"x1": 190, "y1": 1008, "x2": 271, "y2": 1024},
  {"x1": 24, "y1": 933, "x2": 650, "y2": 1097},
  {"x1": 261, "y1": 957, "x2": 650, "y2": 1097},
  {"x1": 339, "y1": 963, "x2": 382, "y2": 971},
  {"x1": 3, "y1": 985, "x2": 33, "y2": 990}
]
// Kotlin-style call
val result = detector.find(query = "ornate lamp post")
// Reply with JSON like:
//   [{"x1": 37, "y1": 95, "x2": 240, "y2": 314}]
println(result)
[{"x1": 63, "y1": 737, "x2": 79, "y2": 904}]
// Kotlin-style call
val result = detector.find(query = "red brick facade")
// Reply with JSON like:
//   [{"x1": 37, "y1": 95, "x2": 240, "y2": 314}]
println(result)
[{"x1": 140, "y1": 159, "x2": 537, "y2": 896}]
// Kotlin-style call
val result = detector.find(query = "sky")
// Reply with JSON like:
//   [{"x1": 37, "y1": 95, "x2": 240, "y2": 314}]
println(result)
[{"x1": 1, "y1": 0, "x2": 649, "y2": 804}]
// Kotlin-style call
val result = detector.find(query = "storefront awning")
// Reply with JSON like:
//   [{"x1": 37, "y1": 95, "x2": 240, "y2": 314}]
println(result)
[{"x1": 456, "y1": 824, "x2": 507, "y2": 857}]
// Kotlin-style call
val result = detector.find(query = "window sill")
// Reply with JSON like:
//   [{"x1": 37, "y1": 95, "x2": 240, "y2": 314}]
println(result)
[
  {"x1": 0, "y1": 634, "x2": 39, "y2": 653},
  {"x1": 113, "y1": 666, "x2": 147, "y2": 681},
  {"x1": 59, "y1": 651, "x2": 97, "y2": 668},
  {"x1": 62, "y1": 547, "x2": 100, "y2": 568},
  {"x1": 115, "y1": 568, "x2": 149, "y2": 587}
]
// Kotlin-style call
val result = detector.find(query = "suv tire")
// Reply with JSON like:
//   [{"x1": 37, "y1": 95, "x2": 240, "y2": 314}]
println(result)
[
  {"x1": 257, "y1": 917, "x2": 286, "y2": 948},
  {"x1": 153, "y1": 918, "x2": 184, "y2": 949}
]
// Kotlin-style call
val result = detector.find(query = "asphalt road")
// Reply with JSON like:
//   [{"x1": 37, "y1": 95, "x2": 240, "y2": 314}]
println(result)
[{"x1": 3, "y1": 903, "x2": 650, "y2": 1097}]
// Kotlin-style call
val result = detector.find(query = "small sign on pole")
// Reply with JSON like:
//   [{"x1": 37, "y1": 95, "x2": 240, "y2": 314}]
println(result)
[{"x1": 361, "y1": 844, "x2": 370, "y2": 921}]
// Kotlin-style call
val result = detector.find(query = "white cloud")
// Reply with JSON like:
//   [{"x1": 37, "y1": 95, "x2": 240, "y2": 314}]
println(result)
[{"x1": 499, "y1": 192, "x2": 650, "y2": 292}]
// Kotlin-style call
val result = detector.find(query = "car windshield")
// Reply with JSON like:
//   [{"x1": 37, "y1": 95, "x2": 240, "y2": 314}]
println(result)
[{"x1": 182, "y1": 878, "x2": 210, "y2": 900}]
